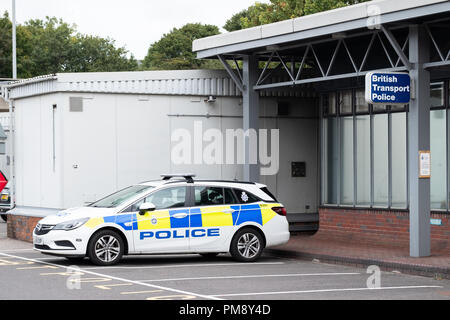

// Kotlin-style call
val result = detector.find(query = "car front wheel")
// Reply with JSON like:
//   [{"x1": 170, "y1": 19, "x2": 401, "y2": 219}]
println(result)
[
  {"x1": 87, "y1": 230, "x2": 124, "y2": 266},
  {"x1": 230, "y1": 228, "x2": 264, "y2": 262},
  {"x1": 1, "y1": 214, "x2": 7, "y2": 222}
]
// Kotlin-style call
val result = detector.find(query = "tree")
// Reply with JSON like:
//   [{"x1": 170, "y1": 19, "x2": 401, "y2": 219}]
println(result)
[
  {"x1": 0, "y1": 12, "x2": 33, "y2": 78},
  {"x1": 141, "y1": 23, "x2": 221, "y2": 70},
  {"x1": 0, "y1": 12, "x2": 12, "y2": 78},
  {"x1": 224, "y1": 0, "x2": 371, "y2": 31},
  {"x1": 68, "y1": 35, "x2": 138, "y2": 73},
  {"x1": 0, "y1": 13, "x2": 137, "y2": 79},
  {"x1": 223, "y1": 3, "x2": 269, "y2": 32}
]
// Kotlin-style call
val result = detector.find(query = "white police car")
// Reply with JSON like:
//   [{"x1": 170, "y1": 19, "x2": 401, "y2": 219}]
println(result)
[{"x1": 33, "y1": 174, "x2": 290, "y2": 265}]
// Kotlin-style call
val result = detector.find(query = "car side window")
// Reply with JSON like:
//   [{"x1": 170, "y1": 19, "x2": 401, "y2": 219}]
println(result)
[
  {"x1": 122, "y1": 198, "x2": 145, "y2": 213},
  {"x1": 194, "y1": 186, "x2": 224, "y2": 206},
  {"x1": 224, "y1": 188, "x2": 239, "y2": 204},
  {"x1": 234, "y1": 188, "x2": 260, "y2": 204},
  {"x1": 144, "y1": 186, "x2": 186, "y2": 210}
]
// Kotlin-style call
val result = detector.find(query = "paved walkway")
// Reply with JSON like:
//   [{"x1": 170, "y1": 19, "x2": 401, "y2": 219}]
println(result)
[{"x1": 267, "y1": 234, "x2": 450, "y2": 279}]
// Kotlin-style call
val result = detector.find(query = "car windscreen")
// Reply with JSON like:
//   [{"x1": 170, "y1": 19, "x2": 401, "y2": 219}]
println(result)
[{"x1": 90, "y1": 185, "x2": 153, "y2": 208}]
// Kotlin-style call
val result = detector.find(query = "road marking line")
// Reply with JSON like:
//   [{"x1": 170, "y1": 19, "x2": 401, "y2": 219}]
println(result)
[
  {"x1": 120, "y1": 290, "x2": 162, "y2": 295},
  {"x1": 137, "y1": 272, "x2": 361, "y2": 282},
  {"x1": 17, "y1": 265, "x2": 58, "y2": 270},
  {"x1": 0, "y1": 252, "x2": 221, "y2": 300},
  {"x1": 41, "y1": 271, "x2": 85, "y2": 276},
  {"x1": 0, "y1": 248, "x2": 35, "y2": 252},
  {"x1": 84, "y1": 262, "x2": 284, "y2": 270},
  {"x1": 212, "y1": 285, "x2": 444, "y2": 297},
  {"x1": 0, "y1": 258, "x2": 34, "y2": 266},
  {"x1": 147, "y1": 295, "x2": 196, "y2": 300},
  {"x1": 95, "y1": 283, "x2": 133, "y2": 290},
  {"x1": 69, "y1": 277, "x2": 112, "y2": 283}
]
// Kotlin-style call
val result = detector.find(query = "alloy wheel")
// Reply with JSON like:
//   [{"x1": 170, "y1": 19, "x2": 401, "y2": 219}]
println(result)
[
  {"x1": 95, "y1": 235, "x2": 120, "y2": 263},
  {"x1": 237, "y1": 233, "x2": 261, "y2": 259}
]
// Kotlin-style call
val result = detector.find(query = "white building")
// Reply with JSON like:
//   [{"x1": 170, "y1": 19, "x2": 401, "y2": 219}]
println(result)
[{"x1": 2, "y1": 70, "x2": 319, "y2": 215}]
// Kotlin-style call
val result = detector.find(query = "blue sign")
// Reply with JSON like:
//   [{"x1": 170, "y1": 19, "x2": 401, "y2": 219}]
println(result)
[{"x1": 365, "y1": 72, "x2": 410, "y2": 104}]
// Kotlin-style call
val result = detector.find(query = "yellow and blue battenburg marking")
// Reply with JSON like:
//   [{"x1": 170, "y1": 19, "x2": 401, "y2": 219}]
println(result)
[{"x1": 87, "y1": 203, "x2": 279, "y2": 232}]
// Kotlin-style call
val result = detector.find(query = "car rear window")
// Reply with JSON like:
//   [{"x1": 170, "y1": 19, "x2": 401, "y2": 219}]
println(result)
[
  {"x1": 233, "y1": 189, "x2": 260, "y2": 204},
  {"x1": 260, "y1": 187, "x2": 278, "y2": 202}
]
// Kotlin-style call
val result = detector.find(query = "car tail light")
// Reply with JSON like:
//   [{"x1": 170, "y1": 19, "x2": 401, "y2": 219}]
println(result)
[{"x1": 271, "y1": 206, "x2": 287, "y2": 216}]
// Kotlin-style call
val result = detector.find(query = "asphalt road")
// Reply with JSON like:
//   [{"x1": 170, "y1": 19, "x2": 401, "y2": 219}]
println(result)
[{"x1": 0, "y1": 228, "x2": 448, "y2": 301}]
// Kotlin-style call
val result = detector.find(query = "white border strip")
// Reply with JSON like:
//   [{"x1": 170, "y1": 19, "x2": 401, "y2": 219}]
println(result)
[
  {"x1": 212, "y1": 285, "x2": 443, "y2": 297},
  {"x1": 137, "y1": 272, "x2": 360, "y2": 282}
]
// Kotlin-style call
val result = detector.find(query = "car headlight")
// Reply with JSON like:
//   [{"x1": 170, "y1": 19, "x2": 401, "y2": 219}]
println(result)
[{"x1": 53, "y1": 218, "x2": 89, "y2": 231}]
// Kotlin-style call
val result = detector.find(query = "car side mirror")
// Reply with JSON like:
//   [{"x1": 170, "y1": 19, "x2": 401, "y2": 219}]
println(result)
[{"x1": 139, "y1": 202, "x2": 156, "y2": 215}]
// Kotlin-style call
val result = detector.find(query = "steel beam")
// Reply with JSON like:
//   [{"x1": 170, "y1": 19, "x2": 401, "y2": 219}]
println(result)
[
  {"x1": 253, "y1": 66, "x2": 408, "y2": 90},
  {"x1": 242, "y1": 55, "x2": 260, "y2": 183},
  {"x1": 381, "y1": 25, "x2": 412, "y2": 70},
  {"x1": 217, "y1": 55, "x2": 244, "y2": 92},
  {"x1": 408, "y1": 25, "x2": 430, "y2": 258}
]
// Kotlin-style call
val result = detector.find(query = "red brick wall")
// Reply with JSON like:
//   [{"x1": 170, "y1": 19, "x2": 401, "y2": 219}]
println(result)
[
  {"x1": 317, "y1": 207, "x2": 450, "y2": 254},
  {"x1": 7, "y1": 215, "x2": 41, "y2": 243}
]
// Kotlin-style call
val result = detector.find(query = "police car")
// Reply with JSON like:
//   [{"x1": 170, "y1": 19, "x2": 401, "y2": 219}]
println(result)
[{"x1": 33, "y1": 174, "x2": 290, "y2": 265}]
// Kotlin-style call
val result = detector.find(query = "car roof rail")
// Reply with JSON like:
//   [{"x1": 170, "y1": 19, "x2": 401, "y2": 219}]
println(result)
[{"x1": 161, "y1": 173, "x2": 196, "y2": 183}]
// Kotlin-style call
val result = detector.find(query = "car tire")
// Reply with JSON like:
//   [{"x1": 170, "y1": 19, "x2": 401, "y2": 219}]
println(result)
[
  {"x1": 0, "y1": 214, "x2": 6, "y2": 222},
  {"x1": 199, "y1": 253, "x2": 219, "y2": 258},
  {"x1": 87, "y1": 229, "x2": 124, "y2": 266},
  {"x1": 230, "y1": 228, "x2": 264, "y2": 262}
]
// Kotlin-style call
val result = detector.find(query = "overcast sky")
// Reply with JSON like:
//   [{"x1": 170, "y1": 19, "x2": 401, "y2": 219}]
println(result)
[{"x1": 0, "y1": 0, "x2": 267, "y2": 60}]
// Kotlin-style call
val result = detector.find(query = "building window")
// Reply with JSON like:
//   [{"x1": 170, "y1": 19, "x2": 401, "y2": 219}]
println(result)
[
  {"x1": 340, "y1": 116, "x2": 354, "y2": 205},
  {"x1": 391, "y1": 113, "x2": 407, "y2": 208},
  {"x1": 339, "y1": 90, "x2": 352, "y2": 115},
  {"x1": 321, "y1": 88, "x2": 407, "y2": 209},
  {"x1": 372, "y1": 114, "x2": 389, "y2": 207},
  {"x1": 430, "y1": 109, "x2": 447, "y2": 210},
  {"x1": 323, "y1": 92, "x2": 336, "y2": 116},
  {"x1": 322, "y1": 117, "x2": 338, "y2": 204},
  {"x1": 355, "y1": 115, "x2": 371, "y2": 205},
  {"x1": 430, "y1": 82, "x2": 444, "y2": 108},
  {"x1": 322, "y1": 81, "x2": 450, "y2": 210},
  {"x1": 355, "y1": 89, "x2": 369, "y2": 114}
]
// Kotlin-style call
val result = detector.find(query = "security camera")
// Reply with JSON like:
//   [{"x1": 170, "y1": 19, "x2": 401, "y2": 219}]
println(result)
[{"x1": 205, "y1": 96, "x2": 216, "y2": 103}]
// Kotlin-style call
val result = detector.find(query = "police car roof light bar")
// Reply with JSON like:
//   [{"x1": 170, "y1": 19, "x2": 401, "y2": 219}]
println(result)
[{"x1": 161, "y1": 174, "x2": 196, "y2": 183}]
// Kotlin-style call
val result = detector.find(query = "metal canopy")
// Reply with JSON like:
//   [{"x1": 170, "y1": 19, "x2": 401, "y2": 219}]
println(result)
[
  {"x1": 199, "y1": 1, "x2": 450, "y2": 92},
  {"x1": 216, "y1": 16, "x2": 450, "y2": 92}
]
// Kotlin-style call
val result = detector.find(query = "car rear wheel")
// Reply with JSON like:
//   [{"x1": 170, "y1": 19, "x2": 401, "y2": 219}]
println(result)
[
  {"x1": 230, "y1": 228, "x2": 264, "y2": 262},
  {"x1": 87, "y1": 230, "x2": 124, "y2": 266},
  {"x1": 1, "y1": 214, "x2": 6, "y2": 222}
]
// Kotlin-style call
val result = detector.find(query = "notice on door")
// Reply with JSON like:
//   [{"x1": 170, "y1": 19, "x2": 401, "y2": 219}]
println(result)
[{"x1": 419, "y1": 151, "x2": 431, "y2": 179}]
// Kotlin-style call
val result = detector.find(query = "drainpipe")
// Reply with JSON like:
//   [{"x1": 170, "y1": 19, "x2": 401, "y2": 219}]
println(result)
[{"x1": 4, "y1": 88, "x2": 15, "y2": 211}]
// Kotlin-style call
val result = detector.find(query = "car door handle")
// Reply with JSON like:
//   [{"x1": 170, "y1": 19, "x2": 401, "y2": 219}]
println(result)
[
  {"x1": 223, "y1": 209, "x2": 234, "y2": 214},
  {"x1": 173, "y1": 213, "x2": 188, "y2": 219}
]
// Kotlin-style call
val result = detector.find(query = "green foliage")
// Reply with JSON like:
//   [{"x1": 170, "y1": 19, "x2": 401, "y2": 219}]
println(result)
[
  {"x1": 224, "y1": 0, "x2": 371, "y2": 31},
  {"x1": 141, "y1": 23, "x2": 221, "y2": 70},
  {"x1": 0, "y1": 13, "x2": 137, "y2": 78},
  {"x1": 304, "y1": 0, "x2": 368, "y2": 15},
  {"x1": 224, "y1": 3, "x2": 270, "y2": 32}
]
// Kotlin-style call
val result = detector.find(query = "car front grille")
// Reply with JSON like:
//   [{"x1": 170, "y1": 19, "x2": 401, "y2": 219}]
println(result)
[
  {"x1": 34, "y1": 244, "x2": 51, "y2": 250},
  {"x1": 34, "y1": 224, "x2": 55, "y2": 235}
]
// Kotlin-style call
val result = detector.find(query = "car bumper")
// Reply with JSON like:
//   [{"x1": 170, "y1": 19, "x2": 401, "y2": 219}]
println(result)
[
  {"x1": 0, "y1": 203, "x2": 10, "y2": 212},
  {"x1": 33, "y1": 229, "x2": 90, "y2": 256},
  {"x1": 263, "y1": 215, "x2": 290, "y2": 247}
]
